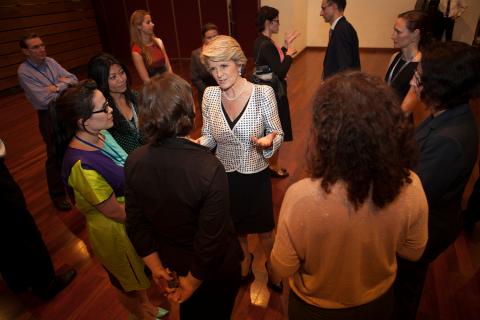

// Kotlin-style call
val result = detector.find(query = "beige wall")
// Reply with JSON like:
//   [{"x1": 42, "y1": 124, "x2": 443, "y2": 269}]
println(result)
[
  {"x1": 453, "y1": 0, "x2": 480, "y2": 45},
  {"x1": 263, "y1": 0, "x2": 479, "y2": 49},
  {"x1": 261, "y1": 0, "x2": 308, "y2": 53}
]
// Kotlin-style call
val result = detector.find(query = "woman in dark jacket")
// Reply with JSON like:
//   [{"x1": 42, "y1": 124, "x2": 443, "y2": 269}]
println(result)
[
  {"x1": 253, "y1": 6, "x2": 299, "y2": 178},
  {"x1": 125, "y1": 73, "x2": 242, "y2": 320}
]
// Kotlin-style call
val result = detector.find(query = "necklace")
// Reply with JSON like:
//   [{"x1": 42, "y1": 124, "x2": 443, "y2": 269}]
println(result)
[
  {"x1": 222, "y1": 79, "x2": 247, "y2": 101},
  {"x1": 74, "y1": 134, "x2": 125, "y2": 164},
  {"x1": 387, "y1": 51, "x2": 419, "y2": 85}
]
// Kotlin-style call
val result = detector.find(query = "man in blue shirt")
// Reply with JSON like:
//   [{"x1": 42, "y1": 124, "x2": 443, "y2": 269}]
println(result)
[{"x1": 17, "y1": 33, "x2": 78, "y2": 211}]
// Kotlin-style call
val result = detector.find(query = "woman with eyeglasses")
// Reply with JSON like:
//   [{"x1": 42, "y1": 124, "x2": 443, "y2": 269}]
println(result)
[
  {"x1": 130, "y1": 10, "x2": 172, "y2": 83},
  {"x1": 253, "y1": 6, "x2": 299, "y2": 178},
  {"x1": 88, "y1": 53, "x2": 144, "y2": 154},
  {"x1": 394, "y1": 41, "x2": 479, "y2": 320},
  {"x1": 51, "y1": 80, "x2": 161, "y2": 319}
]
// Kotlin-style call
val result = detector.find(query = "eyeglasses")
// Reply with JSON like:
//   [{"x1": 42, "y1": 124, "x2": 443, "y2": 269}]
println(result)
[
  {"x1": 28, "y1": 43, "x2": 46, "y2": 50},
  {"x1": 321, "y1": 2, "x2": 332, "y2": 10},
  {"x1": 91, "y1": 101, "x2": 110, "y2": 114}
]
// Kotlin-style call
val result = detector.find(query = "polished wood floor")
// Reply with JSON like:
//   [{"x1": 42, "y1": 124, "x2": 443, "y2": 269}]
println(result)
[{"x1": 0, "y1": 48, "x2": 479, "y2": 320}]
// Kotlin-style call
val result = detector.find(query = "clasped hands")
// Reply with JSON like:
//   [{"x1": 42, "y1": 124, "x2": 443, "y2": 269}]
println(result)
[{"x1": 152, "y1": 268, "x2": 200, "y2": 304}]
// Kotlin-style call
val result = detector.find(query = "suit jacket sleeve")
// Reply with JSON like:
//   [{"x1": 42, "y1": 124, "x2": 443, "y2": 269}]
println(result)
[
  {"x1": 260, "y1": 85, "x2": 284, "y2": 158},
  {"x1": 414, "y1": 134, "x2": 464, "y2": 205},
  {"x1": 333, "y1": 24, "x2": 358, "y2": 74},
  {"x1": 125, "y1": 158, "x2": 159, "y2": 257},
  {"x1": 190, "y1": 163, "x2": 232, "y2": 280},
  {"x1": 199, "y1": 87, "x2": 218, "y2": 149},
  {"x1": 190, "y1": 49, "x2": 207, "y2": 93}
]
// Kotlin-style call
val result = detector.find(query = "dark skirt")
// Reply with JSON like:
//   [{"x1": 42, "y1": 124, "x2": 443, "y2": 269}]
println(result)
[
  {"x1": 278, "y1": 80, "x2": 293, "y2": 141},
  {"x1": 227, "y1": 168, "x2": 275, "y2": 234}
]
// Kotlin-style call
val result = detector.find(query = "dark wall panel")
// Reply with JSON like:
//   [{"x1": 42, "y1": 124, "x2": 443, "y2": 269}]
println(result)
[
  {"x1": 124, "y1": 0, "x2": 148, "y2": 21},
  {"x1": 199, "y1": 0, "x2": 229, "y2": 38},
  {"x1": 230, "y1": 0, "x2": 258, "y2": 58},
  {"x1": 92, "y1": 0, "x2": 130, "y2": 61},
  {"x1": 148, "y1": 0, "x2": 178, "y2": 59},
  {"x1": 172, "y1": 0, "x2": 201, "y2": 58}
]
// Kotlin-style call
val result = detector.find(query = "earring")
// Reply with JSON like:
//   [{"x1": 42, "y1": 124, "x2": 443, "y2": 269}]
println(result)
[{"x1": 238, "y1": 69, "x2": 242, "y2": 75}]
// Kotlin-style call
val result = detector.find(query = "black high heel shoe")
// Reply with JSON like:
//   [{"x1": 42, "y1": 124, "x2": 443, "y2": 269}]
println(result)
[
  {"x1": 265, "y1": 261, "x2": 283, "y2": 294},
  {"x1": 240, "y1": 253, "x2": 255, "y2": 285}
]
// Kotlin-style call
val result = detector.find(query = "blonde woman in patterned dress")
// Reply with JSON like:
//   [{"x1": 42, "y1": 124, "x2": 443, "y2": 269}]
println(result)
[{"x1": 199, "y1": 35, "x2": 285, "y2": 293}]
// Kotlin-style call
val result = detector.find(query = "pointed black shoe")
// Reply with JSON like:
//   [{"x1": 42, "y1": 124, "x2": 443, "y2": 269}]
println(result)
[{"x1": 265, "y1": 261, "x2": 283, "y2": 293}]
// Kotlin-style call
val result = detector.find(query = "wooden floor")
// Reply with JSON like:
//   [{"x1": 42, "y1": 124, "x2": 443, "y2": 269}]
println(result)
[{"x1": 0, "y1": 48, "x2": 479, "y2": 320}]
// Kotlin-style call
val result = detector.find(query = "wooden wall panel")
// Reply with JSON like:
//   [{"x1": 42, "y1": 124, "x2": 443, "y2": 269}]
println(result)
[
  {"x1": 172, "y1": 0, "x2": 201, "y2": 58},
  {"x1": 124, "y1": 0, "x2": 147, "y2": 21},
  {"x1": 147, "y1": 0, "x2": 178, "y2": 59},
  {"x1": 1, "y1": 0, "x2": 91, "y2": 17},
  {"x1": 199, "y1": 0, "x2": 229, "y2": 37},
  {"x1": 230, "y1": 0, "x2": 259, "y2": 58},
  {"x1": 0, "y1": 0, "x2": 103, "y2": 91},
  {"x1": 91, "y1": 0, "x2": 130, "y2": 62}
]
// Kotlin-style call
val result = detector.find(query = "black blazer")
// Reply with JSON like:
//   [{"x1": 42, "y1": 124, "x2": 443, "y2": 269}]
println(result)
[
  {"x1": 323, "y1": 16, "x2": 361, "y2": 79},
  {"x1": 125, "y1": 138, "x2": 242, "y2": 281},
  {"x1": 190, "y1": 47, "x2": 216, "y2": 104},
  {"x1": 414, "y1": 104, "x2": 478, "y2": 261}
]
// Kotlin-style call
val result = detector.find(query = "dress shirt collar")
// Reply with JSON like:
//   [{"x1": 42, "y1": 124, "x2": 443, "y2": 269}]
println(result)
[{"x1": 331, "y1": 15, "x2": 344, "y2": 30}]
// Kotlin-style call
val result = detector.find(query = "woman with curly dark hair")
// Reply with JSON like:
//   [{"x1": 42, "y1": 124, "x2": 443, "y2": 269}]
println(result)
[{"x1": 269, "y1": 72, "x2": 428, "y2": 320}]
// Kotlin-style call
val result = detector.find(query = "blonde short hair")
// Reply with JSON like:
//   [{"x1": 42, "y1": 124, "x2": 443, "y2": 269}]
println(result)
[{"x1": 201, "y1": 35, "x2": 247, "y2": 67}]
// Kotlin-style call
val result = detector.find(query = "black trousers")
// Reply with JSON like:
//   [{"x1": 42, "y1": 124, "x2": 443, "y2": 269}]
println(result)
[
  {"x1": 288, "y1": 286, "x2": 394, "y2": 320},
  {"x1": 179, "y1": 264, "x2": 241, "y2": 320},
  {"x1": 0, "y1": 158, "x2": 56, "y2": 293},
  {"x1": 441, "y1": 17, "x2": 455, "y2": 41},
  {"x1": 37, "y1": 110, "x2": 65, "y2": 200},
  {"x1": 393, "y1": 257, "x2": 430, "y2": 320}
]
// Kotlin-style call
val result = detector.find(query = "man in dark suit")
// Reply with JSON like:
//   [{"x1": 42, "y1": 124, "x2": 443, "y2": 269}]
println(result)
[
  {"x1": 393, "y1": 41, "x2": 480, "y2": 320},
  {"x1": 320, "y1": 0, "x2": 360, "y2": 79}
]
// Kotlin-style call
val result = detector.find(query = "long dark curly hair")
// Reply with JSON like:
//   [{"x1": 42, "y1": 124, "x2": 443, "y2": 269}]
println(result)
[{"x1": 307, "y1": 71, "x2": 417, "y2": 210}]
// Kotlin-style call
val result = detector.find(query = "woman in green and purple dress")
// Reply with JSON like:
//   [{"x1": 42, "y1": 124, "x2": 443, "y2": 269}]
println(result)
[{"x1": 51, "y1": 80, "x2": 162, "y2": 319}]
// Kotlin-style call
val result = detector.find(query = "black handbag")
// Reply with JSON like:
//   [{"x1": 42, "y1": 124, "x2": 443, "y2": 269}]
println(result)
[{"x1": 251, "y1": 40, "x2": 286, "y2": 100}]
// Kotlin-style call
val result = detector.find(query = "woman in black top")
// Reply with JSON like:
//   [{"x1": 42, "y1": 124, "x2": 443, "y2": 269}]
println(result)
[
  {"x1": 88, "y1": 53, "x2": 144, "y2": 154},
  {"x1": 386, "y1": 11, "x2": 426, "y2": 111},
  {"x1": 125, "y1": 73, "x2": 242, "y2": 320},
  {"x1": 253, "y1": 6, "x2": 299, "y2": 178}
]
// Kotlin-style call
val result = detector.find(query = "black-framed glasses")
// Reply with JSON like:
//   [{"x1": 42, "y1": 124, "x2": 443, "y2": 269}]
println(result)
[{"x1": 91, "y1": 101, "x2": 110, "y2": 114}]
